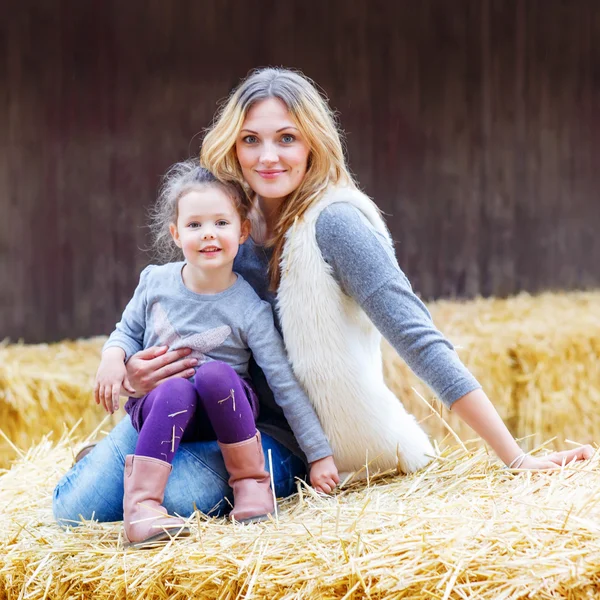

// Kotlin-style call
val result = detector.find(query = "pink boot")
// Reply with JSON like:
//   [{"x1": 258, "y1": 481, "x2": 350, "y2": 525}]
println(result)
[
  {"x1": 122, "y1": 455, "x2": 189, "y2": 548},
  {"x1": 218, "y1": 432, "x2": 275, "y2": 523}
]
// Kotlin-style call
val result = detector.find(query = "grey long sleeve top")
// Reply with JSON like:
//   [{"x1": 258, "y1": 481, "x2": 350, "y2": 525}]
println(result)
[
  {"x1": 103, "y1": 263, "x2": 333, "y2": 463},
  {"x1": 233, "y1": 201, "x2": 481, "y2": 461},
  {"x1": 316, "y1": 202, "x2": 481, "y2": 407}
]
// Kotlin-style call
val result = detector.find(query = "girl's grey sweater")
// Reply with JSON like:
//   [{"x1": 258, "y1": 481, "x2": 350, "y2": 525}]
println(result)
[
  {"x1": 103, "y1": 264, "x2": 333, "y2": 464},
  {"x1": 235, "y1": 202, "x2": 481, "y2": 463}
]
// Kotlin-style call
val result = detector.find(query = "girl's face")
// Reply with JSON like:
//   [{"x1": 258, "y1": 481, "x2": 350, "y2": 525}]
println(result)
[
  {"x1": 235, "y1": 98, "x2": 310, "y2": 203},
  {"x1": 169, "y1": 186, "x2": 249, "y2": 274}
]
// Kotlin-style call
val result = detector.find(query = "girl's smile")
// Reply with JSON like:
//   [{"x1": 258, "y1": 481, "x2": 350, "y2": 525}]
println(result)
[
  {"x1": 199, "y1": 245, "x2": 221, "y2": 255},
  {"x1": 169, "y1": 188, "x2": 249, "y2": 292}
]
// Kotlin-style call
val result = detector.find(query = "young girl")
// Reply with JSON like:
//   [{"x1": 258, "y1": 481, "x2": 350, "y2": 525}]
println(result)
[{"x1": 94, "y1": 162, "x2": 338, "y2": 547}]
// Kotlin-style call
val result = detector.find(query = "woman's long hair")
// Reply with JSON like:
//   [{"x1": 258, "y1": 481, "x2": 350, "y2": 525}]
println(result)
[{"x1": 201, "y1": 67, "x2": 359, "y2": 290}]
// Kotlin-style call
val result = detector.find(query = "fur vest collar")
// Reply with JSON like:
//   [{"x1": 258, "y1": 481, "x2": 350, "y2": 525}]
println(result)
[{"x1": 277, "y1": 186, "x2": 435, "y2": 476}]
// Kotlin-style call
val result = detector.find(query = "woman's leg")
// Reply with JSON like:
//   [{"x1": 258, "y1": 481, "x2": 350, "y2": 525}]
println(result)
[
  {"x1": 53, "y1": 417, "x2": 137, "y2": 525},
  {"x1": 164, "y1": 428, "x2": 307, "y2": 519},
  {"x1": 52, "y1": 419, "x2": 306, "y2": 525}
]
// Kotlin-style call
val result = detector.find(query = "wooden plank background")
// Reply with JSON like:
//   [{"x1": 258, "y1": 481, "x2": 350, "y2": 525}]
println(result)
[{"x1": 1, "y1": 0, "x2": 598, "y2": 343}]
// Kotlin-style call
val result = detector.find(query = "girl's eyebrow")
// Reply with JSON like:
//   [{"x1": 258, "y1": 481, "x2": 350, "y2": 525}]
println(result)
[{"x1": 185, "y1": 213, "x2": 232, "y2": 219}]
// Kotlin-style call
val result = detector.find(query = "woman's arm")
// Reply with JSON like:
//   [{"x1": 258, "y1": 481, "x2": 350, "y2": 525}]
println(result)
[
  {"x1": 316, "y1": 203, "x2": 592, "y2": 468},
  {"x1": 453, "y1": 389, "x2": 593, "y2": 467},
  {"x1": 316, "y1": 203, "x2": 480, "y2": 407}
]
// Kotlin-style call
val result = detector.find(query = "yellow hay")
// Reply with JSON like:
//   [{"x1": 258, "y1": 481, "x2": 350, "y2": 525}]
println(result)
[
  {"x1": 0, "y1": 338, "x2": 120, "y2": 468},
  {"x1": 391, "y1": 291, "x2": 600, "y2": 451},
  {"x1": 1, "y1": 291, "x2": 598, "y2": 468},
  {"x1": 1, "y1": 433, "x2": 600, "y2": 599}
]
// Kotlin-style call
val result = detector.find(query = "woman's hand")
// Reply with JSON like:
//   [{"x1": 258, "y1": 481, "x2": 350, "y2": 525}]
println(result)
[
  {"x1": 125, "y1": 346, "x2": 198, "y2": 397},
  {"x1": 309, "y1": 455, "x2": 340, "y2": 494},
  {"x1": 94, "y1": 348, "x2": 132, "y2": 414},
  {"x1": 516, "y1": 446, "x2": 594, "y2": 470},
  {"x1": 452, "y1": 390, "x2": 596, "y2": 470}
]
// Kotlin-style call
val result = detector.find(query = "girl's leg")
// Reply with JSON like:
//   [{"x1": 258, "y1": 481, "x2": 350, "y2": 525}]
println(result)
[
  {"x1": 134, "y1": 378, "x2": 198, "y2": 463},
  {"x1": 52, "y1": 418, "x2": 306, "y2": 525},
  {"x1": 193, "y1": 361, "x2": 273, "y2": 522},
  {"x1": 122, "y1": 379, "x2": 198, "y2": 545},
  {"x1": 193, "y1": 361, "x2": 258, "y2": 443}
]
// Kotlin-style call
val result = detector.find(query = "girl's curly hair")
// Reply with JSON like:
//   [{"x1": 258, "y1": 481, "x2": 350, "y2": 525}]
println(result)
[{"x1": 149, "y1": 159, "x2": 249, "y2": 263}]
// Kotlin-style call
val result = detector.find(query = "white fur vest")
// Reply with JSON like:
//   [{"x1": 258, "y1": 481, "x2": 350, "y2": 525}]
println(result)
[{"x1": 277, "y1": 186, "x2": 435, "y2": 476}]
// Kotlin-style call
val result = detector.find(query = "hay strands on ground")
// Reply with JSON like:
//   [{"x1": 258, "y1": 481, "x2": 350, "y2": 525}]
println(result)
[{"x1": 2, "y1": 427, "x2": 600, "y2": 599}]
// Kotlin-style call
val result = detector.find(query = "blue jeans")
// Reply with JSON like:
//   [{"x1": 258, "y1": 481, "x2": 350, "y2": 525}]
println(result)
[{"x1": 53, "y1": 416, "x2": 307, "y2": 526}]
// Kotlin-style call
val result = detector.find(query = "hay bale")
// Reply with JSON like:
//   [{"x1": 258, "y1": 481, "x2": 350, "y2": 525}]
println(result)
[
  {"x1": 1, "y1": 291, "x2": 598, "y2": 467},
  {"x1": 0, "y1": 338, "x2": 118, "y2": 468},
  {"x1": 390, "y1": 291, "x2": 600, "y2": 451},
  {"x1": 1, "y1": 433, "x2": 600, "y2": 599}
]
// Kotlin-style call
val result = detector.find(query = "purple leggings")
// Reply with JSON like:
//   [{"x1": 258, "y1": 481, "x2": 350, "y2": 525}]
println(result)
[{"x1": 124, "y1": 361, "x2": 259, "y2": 463}]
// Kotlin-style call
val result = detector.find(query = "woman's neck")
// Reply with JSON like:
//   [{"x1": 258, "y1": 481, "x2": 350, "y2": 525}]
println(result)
[{"x1": 256, "y1": 196, "x2": 283, "y2": 242}]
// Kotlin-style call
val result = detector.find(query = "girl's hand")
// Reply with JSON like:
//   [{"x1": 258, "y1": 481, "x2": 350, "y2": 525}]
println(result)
[
  {"x1": 94, "y1": 350, "x2": 132, "y2": 414},
  {"x1": 309, "y1": 455, "x2": 340, "y2": 494},
  {"x1": 515, "y1": 445, "x2": 594, "y2": 470},
  {"x1": 125, "y1": 346, "x2": 198, "y2": 396}
]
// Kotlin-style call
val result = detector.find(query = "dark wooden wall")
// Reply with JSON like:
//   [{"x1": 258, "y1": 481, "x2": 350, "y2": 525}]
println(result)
[{"x1": 1, "y1": 0, "x2": 598, "y2": 343}]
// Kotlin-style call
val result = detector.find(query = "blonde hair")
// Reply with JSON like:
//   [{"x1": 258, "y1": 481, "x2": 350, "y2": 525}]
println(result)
[
  {"x1": 150, "y1": 160, "x2": 249, "y2": 263},
  {"x1": 201, "y1": 67, "x2": 359, "y2": 289}
]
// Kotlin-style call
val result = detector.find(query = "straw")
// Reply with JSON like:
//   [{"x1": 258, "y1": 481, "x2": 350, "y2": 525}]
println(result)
[
  {"x1": 2, "y1": 291, "x2": 598, "y2": 468},
  {"x1": 1, "y1": 431, "x2": 599, "y2": 599},
  {"x1": 1, "y1": 290, "x2": 599, "y2": 597},
  {"x1": 386, "y1": 291, "x2": 600, "y2": 452},
  {"x1": 0, "y1": 337, "x2": 120, "y2": 468}
]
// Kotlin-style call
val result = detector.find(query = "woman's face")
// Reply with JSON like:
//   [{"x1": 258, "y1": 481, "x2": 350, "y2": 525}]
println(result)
[{"x1": 235, "y1": 98, "x2": 310, "y2": 203}]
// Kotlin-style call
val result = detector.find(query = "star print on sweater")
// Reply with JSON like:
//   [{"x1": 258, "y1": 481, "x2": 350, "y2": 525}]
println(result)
[{"x1": 151, "y1": 302, "x2": 231, "y2": 363}]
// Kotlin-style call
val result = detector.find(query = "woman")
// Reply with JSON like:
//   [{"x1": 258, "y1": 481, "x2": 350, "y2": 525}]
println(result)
[{"x1": 53, "y1": 68, "x2": 592, "y2": 525}]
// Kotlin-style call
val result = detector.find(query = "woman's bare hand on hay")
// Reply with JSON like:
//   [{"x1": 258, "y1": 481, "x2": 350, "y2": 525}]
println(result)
[
  {"x1": 94, "y1": 348, "x2": 132, "y2": 414},
  {"x1": 519, "y1": 446, "x2": 594, "y2": 470},
  {"x1": 125, "y1": 346, "x2": 198, "y2": 396},
  {"x1": 452, "y1": 390, "x2": 595, "y2": 470},
  {"x1": 309, "y1": 455, "x2": 340, "y2": 494}
]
